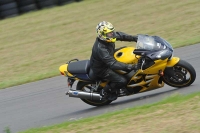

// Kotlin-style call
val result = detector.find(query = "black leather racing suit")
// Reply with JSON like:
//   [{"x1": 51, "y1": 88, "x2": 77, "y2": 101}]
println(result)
[{"x1": 90, "y1": 31, "x2": 138, "y2": 92}]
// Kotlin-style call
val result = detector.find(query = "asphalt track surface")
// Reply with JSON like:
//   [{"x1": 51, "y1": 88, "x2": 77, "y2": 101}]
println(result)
[{"x1": 0, "y1": 44, "x2": 200, "y2": 133}]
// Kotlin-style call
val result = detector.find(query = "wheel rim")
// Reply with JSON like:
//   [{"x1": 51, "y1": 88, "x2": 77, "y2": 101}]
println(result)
[
  {"x1": 81, "y1": 84, "x2": 109, "y2": 104},
  {"x1": 164, "y1": 65, "x2": 192, "y2": 86}
]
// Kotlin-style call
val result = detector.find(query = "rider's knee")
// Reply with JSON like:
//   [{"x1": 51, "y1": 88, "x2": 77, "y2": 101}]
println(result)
[{"x1": 120, "y1": 77, "x2": 127, "y2": 85}]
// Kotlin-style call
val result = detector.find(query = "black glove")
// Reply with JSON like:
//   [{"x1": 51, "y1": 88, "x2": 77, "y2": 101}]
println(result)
[
  {"x1": 137, "y1": 57, "x2": 143, "y2": 68},
  {"x1": 126, "y1": 64, "x2": 140, "y2": 71}
]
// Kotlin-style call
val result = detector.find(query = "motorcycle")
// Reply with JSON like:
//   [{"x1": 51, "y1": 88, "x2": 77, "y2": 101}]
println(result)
[{"x1": 59, "y1": 34, "x2": 196, "y2": 106}]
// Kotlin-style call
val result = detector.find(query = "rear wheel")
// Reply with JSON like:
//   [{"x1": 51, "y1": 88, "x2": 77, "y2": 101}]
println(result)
[
  {"x1": 76, "y1": 81, "x2": 113, "y2": 106},
  {"x1": 163, "y1": 59, "x2": 196, "y2": 87}
]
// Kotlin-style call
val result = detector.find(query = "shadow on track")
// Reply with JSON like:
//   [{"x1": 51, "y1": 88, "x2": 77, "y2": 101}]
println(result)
[{"x1": 63, "y1": 85, "x2": 197, "y2": 116}]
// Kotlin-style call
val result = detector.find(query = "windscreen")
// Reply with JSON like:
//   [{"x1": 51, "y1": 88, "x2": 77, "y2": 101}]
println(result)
[{"x1": 136, "y1": 34, "x2": 173, "y2": 52}]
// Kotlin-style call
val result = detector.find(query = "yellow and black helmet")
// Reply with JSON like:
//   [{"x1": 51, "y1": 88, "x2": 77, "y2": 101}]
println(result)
[{"x1": 96, "y1": 21, "x2": 116, "y2": 43}]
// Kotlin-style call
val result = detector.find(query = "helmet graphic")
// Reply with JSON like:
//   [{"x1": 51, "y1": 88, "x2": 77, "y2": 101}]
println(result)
[{"x1": 96, "y1": 21, "x2": 116, "y2": 43}]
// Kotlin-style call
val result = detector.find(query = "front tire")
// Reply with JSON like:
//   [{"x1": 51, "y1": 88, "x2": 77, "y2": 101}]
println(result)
[
  {"x1": 76, "y1": 81, "x2": 113, "y2": 106},
  {"x1": 163, "y1": 59, "x2": 196, "y2": 87}
]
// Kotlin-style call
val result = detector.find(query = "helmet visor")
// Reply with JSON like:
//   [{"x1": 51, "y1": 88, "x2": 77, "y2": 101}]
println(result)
[{"x1": 106, "y1": 31, "x2": 116, "y2": 38}]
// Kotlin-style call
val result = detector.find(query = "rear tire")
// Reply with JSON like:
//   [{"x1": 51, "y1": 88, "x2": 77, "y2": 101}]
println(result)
[
  {"x1": 0, "y1": 2, "x2": 19, "y2": 19},
  {"x1": 0, "y1": 0, "x2": 15, "y2": 5},
  {"x1": 16, "y1": 0, "x2": 38, "y2": 14},
  {"x1": 36, "y1": 0, "x2": 56, "y2": 9},
  {"x1": 19, "y1": 4, "x2": 37, "y2": 13},
  {"x1": 163, "y1": 59, "x2": 196, "y2": 87},
  {"x1": 76, "y1": 81, "x2": 113, "y2": 106}
]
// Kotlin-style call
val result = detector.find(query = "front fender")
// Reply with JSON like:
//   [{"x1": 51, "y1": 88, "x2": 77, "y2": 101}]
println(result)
[{"x1": 166, "y1": 57, "x2": 180, "y2": 67}]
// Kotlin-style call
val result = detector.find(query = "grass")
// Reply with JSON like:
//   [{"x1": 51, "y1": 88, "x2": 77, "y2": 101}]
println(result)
[
  {"x1": 3, "y1": 127, "x2": 11, "y2": 133},
  {"x1": 19, "y1": 92, "x2": 200, "y2": 133},
  {"x1": 0, "y1": 0, "x2": 200, "y2": 89}
]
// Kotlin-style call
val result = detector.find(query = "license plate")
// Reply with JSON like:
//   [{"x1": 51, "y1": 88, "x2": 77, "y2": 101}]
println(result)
[{"x1": 67, "y1": 78, "x2": 75, "y2": 87}]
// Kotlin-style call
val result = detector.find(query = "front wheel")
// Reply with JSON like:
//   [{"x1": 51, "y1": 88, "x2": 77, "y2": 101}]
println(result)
[
  {"x1": 76, "y1": 81, "x2": 113, "y2": 106},
  {"x1": 163, "y1": 59, "x2": 196, "y2": 87}
]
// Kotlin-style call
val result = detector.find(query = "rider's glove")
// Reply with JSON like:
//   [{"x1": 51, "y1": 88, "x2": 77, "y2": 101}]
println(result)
[
  {"x1": 126, "y1": 64, "x2": 140, "y2": 71},
  {"x1": 137, "y1": 57, "x2": 143, "y2": 68}
]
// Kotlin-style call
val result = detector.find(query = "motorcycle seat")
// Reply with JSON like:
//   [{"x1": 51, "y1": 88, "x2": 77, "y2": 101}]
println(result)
[
  {"x1": 67, "y1": 60, "x2": 105, "y2": 81},
  {"x1": 68, "y1": 60, "x2": 90, "y2": 74}
]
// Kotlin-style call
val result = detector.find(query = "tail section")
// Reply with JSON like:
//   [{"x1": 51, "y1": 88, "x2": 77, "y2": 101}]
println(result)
[{"x1": 59, "y1": 64, "x2": 73, "y2": 77}]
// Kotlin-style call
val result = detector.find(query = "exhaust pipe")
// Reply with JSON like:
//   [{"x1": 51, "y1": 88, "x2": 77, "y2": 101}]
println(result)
[{"x1": 66, "y1": 90, "x2": 102, "y2": 100}]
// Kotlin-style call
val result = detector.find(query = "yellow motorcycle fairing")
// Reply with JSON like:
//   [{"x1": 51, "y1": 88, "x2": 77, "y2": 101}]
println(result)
[
  {"x1": 114, "y1": 47, "x2": 180, "y2": 93},
  {"x1": 114, "y1": 47, "x2": 138, "y2": 64},
  {"x1": 127, "y1": 58, "x2": 168, "y2": 92},
  {"x1": 166, "y1": 57, "x2": 180, "y2": 67},
  {"x1": 59, "y1": 64, "x2": 80, "y2": 80}
]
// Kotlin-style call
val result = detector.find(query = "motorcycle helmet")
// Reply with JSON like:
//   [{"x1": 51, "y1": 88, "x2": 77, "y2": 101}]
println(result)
[{"x1": 96, "y1": 21, "x2": 116, "y2": 43}]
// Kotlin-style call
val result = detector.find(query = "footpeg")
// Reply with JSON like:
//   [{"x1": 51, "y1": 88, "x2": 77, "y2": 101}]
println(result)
[{"x1": 65, "y1": 91, "x2": 69, "y2": 95}]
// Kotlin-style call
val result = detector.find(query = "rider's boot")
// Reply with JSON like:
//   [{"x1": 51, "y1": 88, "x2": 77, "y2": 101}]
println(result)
[
  {"x1": 99, "y1": 84, "x2": 110, "y2": 98},
  {"x1": 100, "y1": 84, "x2": 117, "y2": 101}
]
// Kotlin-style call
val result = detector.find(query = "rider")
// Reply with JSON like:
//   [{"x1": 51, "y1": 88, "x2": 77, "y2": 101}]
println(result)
[{"x1": 90, "y1": 21, "x2": 140, "y2": 100}]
